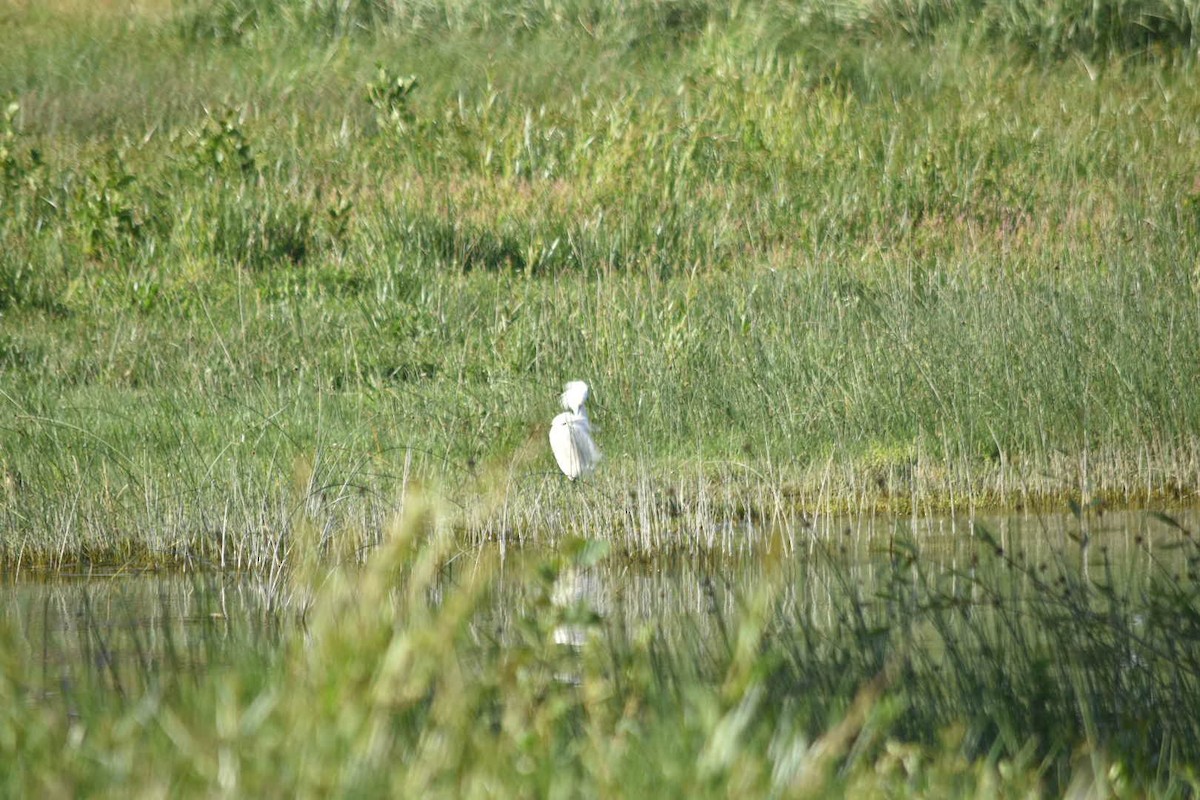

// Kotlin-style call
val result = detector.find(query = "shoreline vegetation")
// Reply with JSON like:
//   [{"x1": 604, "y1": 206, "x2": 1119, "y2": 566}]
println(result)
[{"x1": 3, "y1": 435, "x2": 1200, "y2": 571}]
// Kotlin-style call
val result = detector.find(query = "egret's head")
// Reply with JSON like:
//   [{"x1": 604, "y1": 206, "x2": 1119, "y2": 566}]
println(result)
[{"x1": 560, "y1": 380, "x2": 590, "y2": 413}]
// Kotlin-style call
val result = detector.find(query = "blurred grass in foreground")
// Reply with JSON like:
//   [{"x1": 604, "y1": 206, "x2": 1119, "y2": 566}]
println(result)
[{"x1": 3, "y1": 501, "x2": 1200, "y2": 795}]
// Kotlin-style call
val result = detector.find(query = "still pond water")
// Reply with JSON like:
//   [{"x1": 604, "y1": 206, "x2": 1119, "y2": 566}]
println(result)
[{"x1": 3, "y1": 508, "x2": 1196, "y2": 699}]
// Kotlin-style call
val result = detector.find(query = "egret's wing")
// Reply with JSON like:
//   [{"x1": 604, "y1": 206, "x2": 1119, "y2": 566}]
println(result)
[
  {"x1": 549, "y1": 414, "x2": 583, "y2": 479},
  {"x1": 549, "y1": 412, "x2": 600, "y2": 480},
  {"x1": 569, "y1": 417, "x2": 601, "y2": 477}
]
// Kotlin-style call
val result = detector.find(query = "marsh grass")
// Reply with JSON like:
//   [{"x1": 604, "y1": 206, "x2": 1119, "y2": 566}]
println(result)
[{"x1": 2, "y1": 1, "x2": 1200, "y2": 564}]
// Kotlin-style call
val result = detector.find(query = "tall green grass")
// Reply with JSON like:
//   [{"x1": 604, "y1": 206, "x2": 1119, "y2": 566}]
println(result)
[{"x1": 1, "y1": 0, "x2": 1199, "y2": 566}]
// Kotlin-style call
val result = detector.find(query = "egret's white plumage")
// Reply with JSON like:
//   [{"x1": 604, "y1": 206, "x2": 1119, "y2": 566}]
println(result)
[{"x1": 549, "y1": 380, "x2": 601, "y2": 480}]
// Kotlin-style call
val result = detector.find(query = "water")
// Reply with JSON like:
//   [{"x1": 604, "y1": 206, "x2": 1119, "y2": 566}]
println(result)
[
  {"x1": 2, "y1": 508, "x2": 1196, "y2": 700},
  {"x1": 0, "y1": 572, "x2": 280, "y2": 702},
  {"x1": 497, "y1": 508, "x2": 1199, "y2": 627}
]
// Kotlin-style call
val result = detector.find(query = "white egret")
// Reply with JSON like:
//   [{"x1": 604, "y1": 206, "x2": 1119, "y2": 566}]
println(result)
[{"x1": 549, "y1": 380, "x2": 601, "y2": 480}]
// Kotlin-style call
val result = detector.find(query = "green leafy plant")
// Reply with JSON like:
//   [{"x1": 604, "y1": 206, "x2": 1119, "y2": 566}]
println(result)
[
  {"x1": 76, "y1": 153, "x2": 147, "y2": 260},
  {"x1": 0, "y1": 99, "x2": 41, "y2": 191},
  {"x1": 365, "y1": 66, "x2": 419, "y2": 135},
  {"x1": 189, "y1": 107, "x2": 256, "y2": 175}
]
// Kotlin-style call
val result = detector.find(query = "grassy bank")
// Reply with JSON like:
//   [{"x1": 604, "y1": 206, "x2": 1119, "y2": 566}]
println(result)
[{"x1": 2, "y1": 0, "x2": 1200, "y2": 566}]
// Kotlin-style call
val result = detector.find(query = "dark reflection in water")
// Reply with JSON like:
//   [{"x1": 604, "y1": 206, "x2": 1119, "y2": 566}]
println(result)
[
  {"x1": 2, "y1": 509, "x2": 1196, "y2": 700},
  {"x1": 0, "y1": 572, "x2": 280, "y2": 701},
  {"x1": 493, "y1": 508, "x2": 1200, "y2": 625}
]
